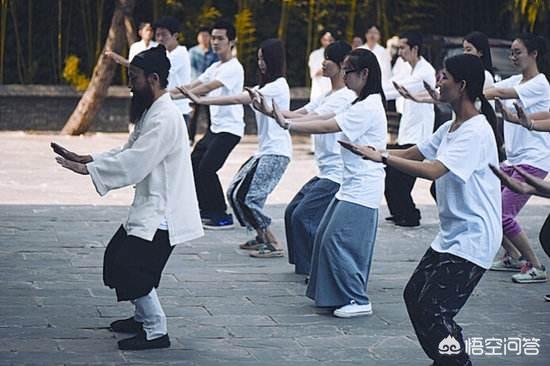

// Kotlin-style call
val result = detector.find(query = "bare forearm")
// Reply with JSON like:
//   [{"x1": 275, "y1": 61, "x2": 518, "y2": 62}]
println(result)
[
  {"x1": 288, "y1": 119, "x2": 340, "y2": 134},
  {"x1": 282, "y1": 109, "x2": 309, "y2": 119},
  {"x1": 387, "y1": 146, "x2": 424, "y2": 161},
  {"x1": 198, "y1": 93, "x2": 250, "y2": 106},
  {"x1": 484, "y1": 87, "x2": 518, "y2": 100},
  {"x1": 291, "y1": 113, "x2": 334, "y2": 123},
  {"x1": 385, "y1": 155, "x2": 445, "y2": 180}
]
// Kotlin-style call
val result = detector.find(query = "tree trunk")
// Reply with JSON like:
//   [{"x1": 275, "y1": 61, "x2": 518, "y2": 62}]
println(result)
[{"x1": 61, "y1": 0, "x2": 135, "y2": 135}]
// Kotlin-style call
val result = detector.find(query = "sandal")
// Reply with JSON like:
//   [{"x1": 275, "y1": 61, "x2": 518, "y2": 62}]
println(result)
[
  {"x1": 239, "y1": 236, "x2": 264, "y2": 250},
  {"x1": 249, "y1": 242, "x2": 284, "y2": 258}
]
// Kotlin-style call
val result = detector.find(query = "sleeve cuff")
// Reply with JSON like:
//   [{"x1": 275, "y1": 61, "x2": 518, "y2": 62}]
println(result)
[{"x1": 87, "y1": 162, "x2": 109, "y2": 196}]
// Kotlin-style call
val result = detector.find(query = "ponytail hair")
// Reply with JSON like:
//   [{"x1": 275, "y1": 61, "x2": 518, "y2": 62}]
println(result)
[
  {"x1": 464, "y1": 31, "x2": 493, "y2": 76},
  {"x1": 445, "y1": 54, "x2": 503, "y2": 156},
  {"x1": 516, "y1": 33, "x2": 548, "y2": 74},
  {"x1": 345, "y1": 48, "x2": 386, "y2": 107}
]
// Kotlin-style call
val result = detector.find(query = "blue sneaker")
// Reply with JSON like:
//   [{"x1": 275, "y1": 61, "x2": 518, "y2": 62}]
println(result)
[{"x1": 203, "y1": 213, "x2": 234, "y2": 230}]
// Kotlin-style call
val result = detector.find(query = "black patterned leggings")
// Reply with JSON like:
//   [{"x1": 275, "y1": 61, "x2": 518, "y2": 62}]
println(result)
[{"x1": 404, "y1": 248, "x2": 485, "y2": 366}]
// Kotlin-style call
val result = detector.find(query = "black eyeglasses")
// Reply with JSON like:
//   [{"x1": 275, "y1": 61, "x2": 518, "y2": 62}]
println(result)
[{"x1": 343, "y1": 69, "x2": 359, "y2": 75}]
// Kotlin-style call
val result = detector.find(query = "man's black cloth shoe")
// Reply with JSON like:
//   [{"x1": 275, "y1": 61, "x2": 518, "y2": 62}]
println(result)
[
  {"x1": 110, "y1": 317, "x2": 143, "y2": 333},
  {"x1": 118, "y1": 331, "x2": 171, "y2": 350},
  {"x1": 394, "y1": 217, "x2": 420, "y2": 227}
]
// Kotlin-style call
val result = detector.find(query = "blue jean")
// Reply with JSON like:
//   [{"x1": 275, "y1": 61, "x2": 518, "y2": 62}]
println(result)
[{"x1": 285, "y1": 177, "x2": 340, "y2": 274}]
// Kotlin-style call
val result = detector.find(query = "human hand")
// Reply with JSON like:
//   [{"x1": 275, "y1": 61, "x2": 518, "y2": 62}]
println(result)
[
  {"x1": 494, "y1": 98, "x2": 519, "y2": 123},
  {"x1": 513, "y1": 102, "x2": 534, "y2": 130},
  {"x1": 55, "y1": 156, "x2": 89, "y2": 175},
  {"x1": 489, "y1": 164, "x2": 535, "y2": 195},
  {"x1": 246, "y1": 87, "x2": 272, "y2": 116},
  {"x1": 176, "y1": 86, "x2": 200, "y2": 104},
  {"x1": 51, "y1": 142, "x2": 92, "y2": 163},
  {"x1": 395, "y1": 83, "x2": 419, "y2": 102},
  {"x1": 104, "y1": 50, "x2": 125, "y2": 65},
  {"x1": 423, "y1": 81, "x2": 440, "y2": 101},
  {"x1": 338, "y1": 140, "x2": 382, "y2": 162},
  {"x1": 271, "y1": 100, "x2": 290, "y2": 129}
]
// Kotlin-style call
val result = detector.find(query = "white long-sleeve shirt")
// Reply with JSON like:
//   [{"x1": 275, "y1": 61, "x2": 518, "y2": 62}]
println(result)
[{"x1": 87, "y1": 93, "x2": 204, "y2": 245}]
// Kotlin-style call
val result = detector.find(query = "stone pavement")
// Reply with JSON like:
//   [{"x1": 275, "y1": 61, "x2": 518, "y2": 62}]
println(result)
[{"x1": 1, "y1": 132, "x2": 549, "y2": 365}]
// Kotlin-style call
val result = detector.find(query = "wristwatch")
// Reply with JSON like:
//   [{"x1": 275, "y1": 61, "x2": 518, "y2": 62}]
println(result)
[{"x1": 381, "y1": 151, "x2": 389, "y2": 165}]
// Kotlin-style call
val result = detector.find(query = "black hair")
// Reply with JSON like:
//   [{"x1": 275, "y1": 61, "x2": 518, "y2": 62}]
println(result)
[
  {"x1": 258, "y1": 38, "x2": 286, "y2": 87},
  {"x1": 153, "y1": 16, "x2": 180, "y2": 34},
  {"x1": 138, "y1": 22, "x2": 152, "y2": 31},
  {"x1": 212, "y1": 20, "x2": 236, "y2": 41},
  {"x1": 365, "y1": 24, "x2": 380, "y2": 33},
  {"x1": 318, "y1": 29, "x2": 334, "y2": 39},
  {"x1": 345, "y1": 48, "x2": 386, "y2": 106},
  {"x1": 464, "y1": 31, "x2": 493, "y2": 76},
  {"x1": 324, "y1": 40, "x2": 352, "y2": 65},
  {"x1": 197, "y1": 26, "x2": 211, "y2": 34},
  {"x1": 516, "y1": 32, "x2": 548, "y2": 73},
  {"x1": 399, "y1": 31, "x2": 423, "y2": 53},
  {"x1": 444, "y1": 54, "x2": 503, "y2": 156},
  {"x1": 131, "y1": 44, "x2": 170, "y2": 88}
]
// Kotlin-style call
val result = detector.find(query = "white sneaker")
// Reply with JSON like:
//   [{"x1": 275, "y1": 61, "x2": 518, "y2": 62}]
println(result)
[{"x1": 333, "y1": 300, "x2": 373, "y2": 318}]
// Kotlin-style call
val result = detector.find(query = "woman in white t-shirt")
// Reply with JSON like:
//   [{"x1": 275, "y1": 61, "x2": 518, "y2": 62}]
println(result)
[
  {"x1": 269, "y1": 48, "x2": 387, "y2": 318},
  {"x1": 181, "y1": 39, "x2": 291, "y2": 257},
  {"x1": 484, "y1": 33, "x2": 550, "y2": 283},
  {"x1": 342, "y1": 54, "x2": 502, "y2": 366},
  {"x1": 253, "y1": 41, "x2": 356, "y2": 276}
]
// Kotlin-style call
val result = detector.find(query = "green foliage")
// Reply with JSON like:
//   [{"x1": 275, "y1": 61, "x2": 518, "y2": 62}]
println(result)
[{"x1": 1, "y1": 0, "x2": 548, "y2": 86}]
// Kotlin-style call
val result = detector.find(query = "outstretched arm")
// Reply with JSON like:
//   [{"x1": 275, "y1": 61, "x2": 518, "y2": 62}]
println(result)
[
  {"x1": 339, "y1": 141, "x2": 446, "y2": 180},
  {"x1": 484, "y1": 86, "x2": 518, "y2": 100},
  {"x1": 104, "y1": 51, "x2": 130, "y2": 67},
  {"x1": 178, "y1": 86, "x2": 251, "y2": 105},
  {"x1": 272, "y1": 100, "x2": 340, "y2": 134},
  {"x1": 489, "y1": 164, "x2": 546, "y2": 197}
]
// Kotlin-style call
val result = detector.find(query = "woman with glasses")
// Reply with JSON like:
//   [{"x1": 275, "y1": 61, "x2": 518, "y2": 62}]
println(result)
[
  {"x1": 267, "y1": 48, "x2": 387, "y2": 318},
  {"x1": 484, "y1": 33, "x2": 550, "y2": 284}
]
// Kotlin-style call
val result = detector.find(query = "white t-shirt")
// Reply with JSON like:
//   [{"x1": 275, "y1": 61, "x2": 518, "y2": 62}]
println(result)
[
  {"x1": 253, "y1": 77, "x2": 292, "y2": 158},
  {"x1": 166, "y1": 45, "x2": 192, "y2": 115},
  {"x1": 304, "y1": 87, "x2": 357, "y2": 184},
  {"x1": 128, "y1": 40, "x2": 158, "y2": 62},
  {"x1": 417, "y1": 116, "x2": 502, "y2": 269},
  {"x1": 308, "y1": 48, "x2": 331, "y2": 100},
  {"x1": 335, "y1": 93, "x2": 387, "y2": 208},
  {"x1": 494, "y1": 73, "x2": 550, "y2": 171},
  {"x1": 360, "y1": 43, "x2": 392, "y2": 83},
  {"x1": 199, "y1": 58, "x2": 245, "y2": 137},
  {"x1": 395, "y1": 57, "x2": 436, "y2": 145}
]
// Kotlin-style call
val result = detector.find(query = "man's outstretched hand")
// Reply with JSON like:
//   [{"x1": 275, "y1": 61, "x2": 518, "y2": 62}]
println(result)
[
  {"x1": 55, "y1": 157, "x2": 89, "y2": 175},
  {"x1": 51, "y1": 142, "x2": 93, "y2": 163}
]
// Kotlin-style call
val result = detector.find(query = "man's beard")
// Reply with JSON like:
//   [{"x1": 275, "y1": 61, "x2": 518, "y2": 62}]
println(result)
[{"x1": 129, "y1": 86, "x2": 154, "y2": 124}]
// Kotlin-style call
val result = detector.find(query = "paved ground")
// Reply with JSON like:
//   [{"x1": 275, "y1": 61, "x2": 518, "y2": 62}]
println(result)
[{"x1": 1, "y1": 132, "x2": 549, "y2": 365}]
